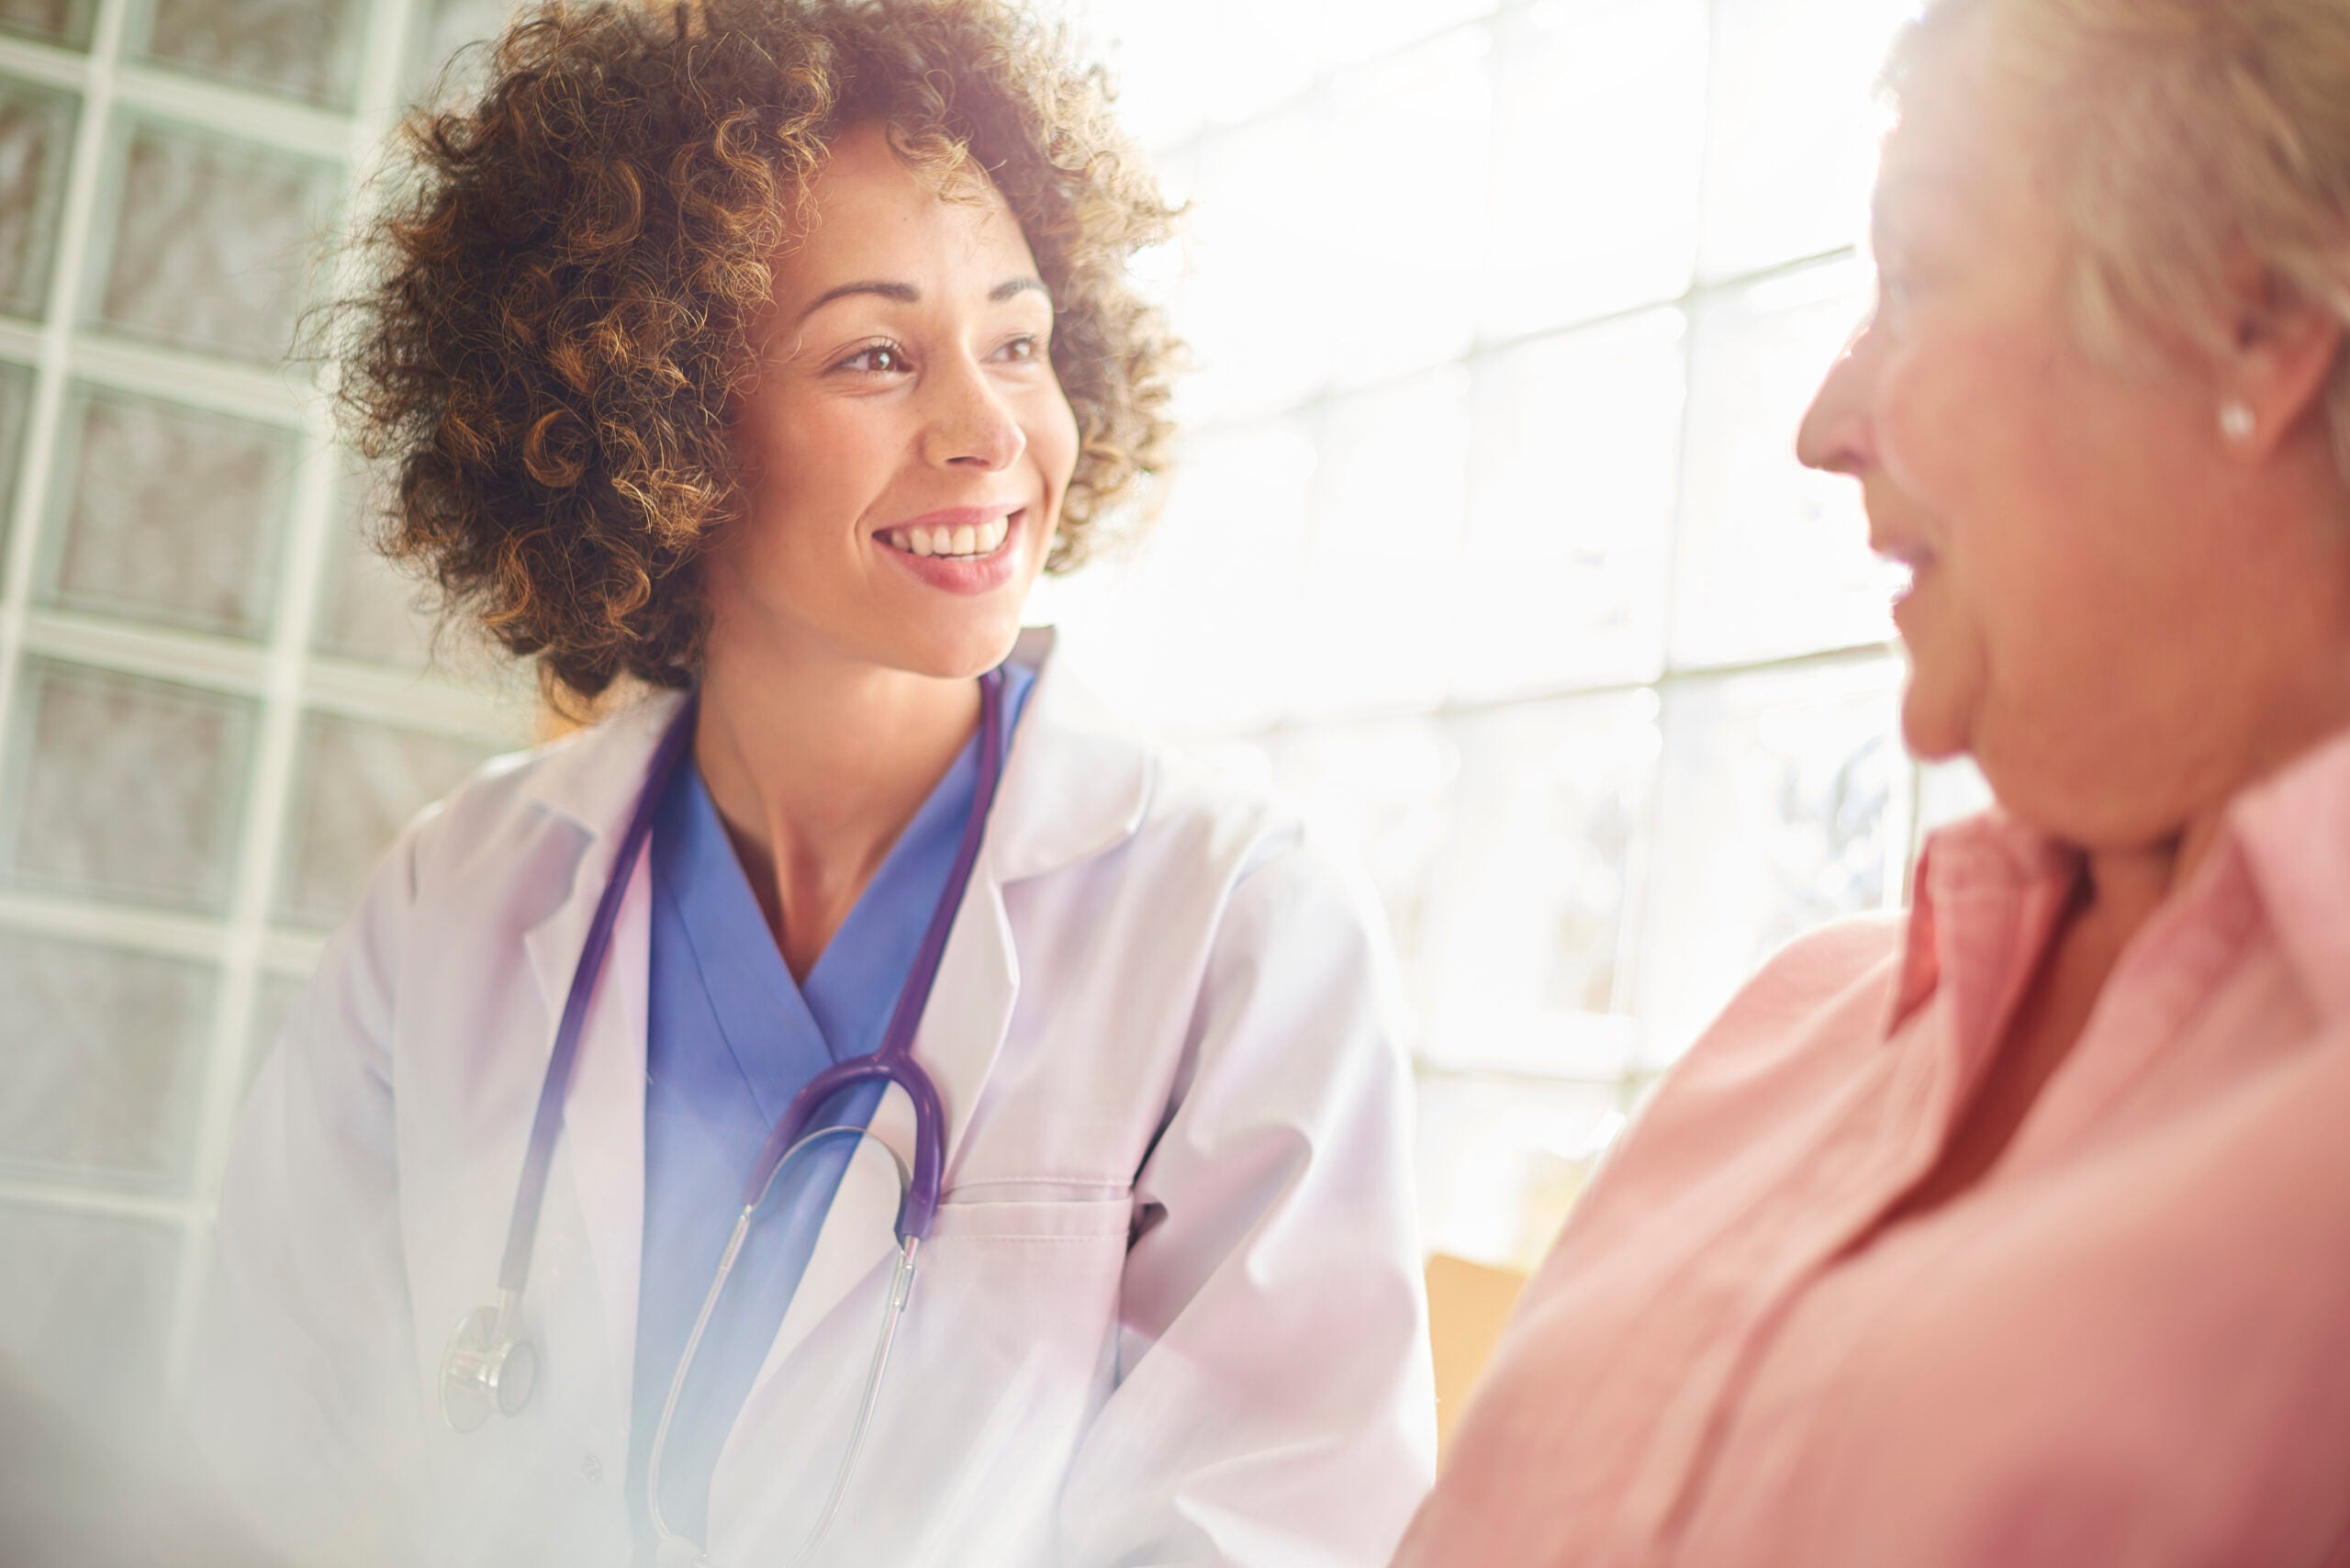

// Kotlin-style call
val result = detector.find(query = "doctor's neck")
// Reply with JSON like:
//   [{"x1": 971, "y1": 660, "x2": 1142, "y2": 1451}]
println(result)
[{"x1": 690, "y1": 635, "x2": 985, "y2": 981}]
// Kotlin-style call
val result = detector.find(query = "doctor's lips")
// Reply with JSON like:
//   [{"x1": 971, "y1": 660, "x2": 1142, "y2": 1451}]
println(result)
[{"x1": 878, "y1": 503, "x2": 1022, "y2": 560}]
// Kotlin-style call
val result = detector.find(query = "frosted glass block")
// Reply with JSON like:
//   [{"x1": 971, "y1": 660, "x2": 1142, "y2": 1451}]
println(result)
[
  {"x1": 1483, "y1": 0, "x2": 1708, "y2": 342},
  {"x1": 243, "y1": 969, "x2": 306, "y2": 1097},
  {"x1": 1424, "y1": 691, "x2": 1660, "y2": 1081},
  {"x1": 1635, "y1": 657, "x2": 1905, "y2": 1067},
  {"x1": 0, "y1": 1206, "x2": 178, "y2": 1424},
  {"x1": 312, "y1": 473, "x2": 436, "y2": 668},
  {"x1": 0, "y1": 0, "x2": 94, "y2": 48},
  {"x1": 137, "y1": 0, "x2": 368, "y2": 109},
  {"x1": 1673, "y1": 258, "x2": 1903, "y2": 667},
  {"x1": 1317, "y1": 28, "x2": 1491, "y2": 388},
  {"x1": 0, "y1": 82, "x2": 75, "y2": 319},
  {"x1": 1180, "y1": 113, "x2": 1337, "y2": 422},
  {"x1": 1293, "y1": 369, "x2": 1469, "y2": 717},
  {"x1": 39, "y1": 386, "x2": 297, "y2": 640},
  {"x1": 405, "y1": 0, "x2": 516, "y2": 107},
  {"x1": 0, "y1": 659, "x2": 257, "y2": 913},
  {"x1": 93, "y1": 120, "x2": 339, "y2": 366},
  {"x1": 1035, "y1": 416, "x2": 1317, "y2": 734},
  {"x1": 275, "y1": 712, "x2": 494, "y2": 929},
  {"x1": 1081, "y1": 0, "x2": 1225, "y2": 150},
  {"x1": 1698, "y1": 0, "x2": 1912, "y2": 281},
  {"x1": 0, "y1": 359, "x2": 33, "y2": 563},
  {"x1": 0, "y1": 930, "x2": 214, "y2": 1190},
  {"x1": 1457, "y1": 308, "x2": 1684, "y2": 700},
  {"x1": 1320, "y1": 0, "x2": 1494, "y2": 70},
  {"x1": 1201, "y1": 0, "x2": 1323, "y2": 129},
  {"x1": 1416, "y1": 1073, "x2": 1624, "y2": 1271},
  {"x1": 1272, "y1": 718, "x2": 1460, "y2": 1031}
]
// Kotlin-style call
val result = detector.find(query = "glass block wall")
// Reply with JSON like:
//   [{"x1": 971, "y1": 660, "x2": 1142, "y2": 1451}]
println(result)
[
  {"x1": 1033, "y1": 0, "x2": 1994, "y2": 1272},
  {"x1": 0, "y1": 0, "x2": 531, "y2": 1425}
]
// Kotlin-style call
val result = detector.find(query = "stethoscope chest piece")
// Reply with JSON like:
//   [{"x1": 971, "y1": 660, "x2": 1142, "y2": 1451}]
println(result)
[{"x1": 441, "y1": 1294, "x2": 537, "y2": 1433}]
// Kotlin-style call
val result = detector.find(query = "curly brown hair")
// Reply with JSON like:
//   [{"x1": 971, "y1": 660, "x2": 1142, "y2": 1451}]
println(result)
[{"x1": 334, "y1": 0, "x2": 1179, "y2": 700}]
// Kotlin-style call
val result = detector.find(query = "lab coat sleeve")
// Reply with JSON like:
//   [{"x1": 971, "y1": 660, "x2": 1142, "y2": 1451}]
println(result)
[
  {"x1": 1055, "y1": 823, "x2": 1438, "y2": 1567},
  {"x1": 188, "y1": 816, "x2": 429, "y2": 1567}
]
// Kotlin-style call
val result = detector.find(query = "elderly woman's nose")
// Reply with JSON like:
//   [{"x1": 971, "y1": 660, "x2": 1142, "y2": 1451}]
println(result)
[
  {"x1": 925, "y1": 357, "x2": 1028, "y2": 470},
  {"x1": 1796, "y1": 327, "x2": 1875, "y2": 476}
]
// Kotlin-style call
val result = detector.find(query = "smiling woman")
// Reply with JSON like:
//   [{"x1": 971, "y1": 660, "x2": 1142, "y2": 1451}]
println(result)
[{"x1": 195, "y1": 4, "x2": 1438, "y2": 1566}]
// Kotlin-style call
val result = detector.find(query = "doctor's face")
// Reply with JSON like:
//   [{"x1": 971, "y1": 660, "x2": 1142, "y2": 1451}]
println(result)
[{"x1": 712, "y1": 123, "x2": 1078, "y2": 680}]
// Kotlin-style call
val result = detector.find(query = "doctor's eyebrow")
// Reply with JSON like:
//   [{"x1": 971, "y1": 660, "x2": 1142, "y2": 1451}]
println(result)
[{"x1": 795, "y1": 276, "x2": 1050, "y2": 324}]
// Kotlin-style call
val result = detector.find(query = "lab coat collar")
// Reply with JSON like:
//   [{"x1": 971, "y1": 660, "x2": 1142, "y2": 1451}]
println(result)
[{"x1": 513, "y1": 626, "x2": 1154, "y2": 889}]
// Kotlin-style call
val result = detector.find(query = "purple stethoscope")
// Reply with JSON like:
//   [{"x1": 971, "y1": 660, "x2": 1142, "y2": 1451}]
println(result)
[{"x1": 440, "y1": 668, "x2": 1008, "y2": 1567}]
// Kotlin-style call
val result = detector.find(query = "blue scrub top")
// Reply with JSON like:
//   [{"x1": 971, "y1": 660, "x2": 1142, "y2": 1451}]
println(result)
[{"x1": 625, "y1": 666, "x2": 1035, "y2": 1553}]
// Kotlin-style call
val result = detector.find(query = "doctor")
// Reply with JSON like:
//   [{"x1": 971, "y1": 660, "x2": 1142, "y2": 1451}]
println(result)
[{"x1": 195, "y1": 2, "x2": 1435, "y2": 1564}]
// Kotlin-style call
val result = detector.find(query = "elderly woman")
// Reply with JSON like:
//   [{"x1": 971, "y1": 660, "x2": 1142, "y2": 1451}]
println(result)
[
  {"x1": 1393, "y1": 1, "x2": 2350, "y2": 1563},
  {"x1": 195, "y1": 3, "x2": 1435, "y2": 1565}
]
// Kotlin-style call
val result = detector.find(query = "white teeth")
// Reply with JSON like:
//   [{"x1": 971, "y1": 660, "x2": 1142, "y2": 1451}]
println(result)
[{"x1": 887, "y1": 514, "x2": 1016, "y2": 559}]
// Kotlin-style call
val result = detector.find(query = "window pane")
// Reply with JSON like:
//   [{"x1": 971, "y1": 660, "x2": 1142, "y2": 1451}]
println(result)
[
  {"x1": 0, "y1": 1207, "x2": 179, "y2": 1425},
  {"x1": 311, "y1": 468, "x2": 437, "y2": 668},
  {"x1": 1672, "y1": 258, "x2": 1901, "y2": 667},
  {"x1": 1456, "y1": 308, "x2": 1684, "y2": 700},
  {"x1": 1483, "y1": 0, "x2": 1707, "y2": 341},
  {"x1": 0, "y1": 659, "x2": 257, "y2": 913},
  {"x1": 1036, "y1": 414, "x2": 1318, "y2": 734},
  {"x1": 1416, "y1": 1072, "x2": 1624, "y2": 1271},
  {"x1": 39, "y1": 385, "x2": 298, "y2": 640},
  {"x1": 91, "y1": 119, "x2": 339, "y2": 366},
  {"x1": 404, "y1": 0, "x2": 514, "y2": 107},
  {"x1": 1293, "y1": 368, "x2": 1469, "y2": 717},
  {"x1": 136, "y1": 0, "x2": 369, "y2": 110},
  {"x1": 1426, "y1": 690, "x2": 1660, "y2": 1081},
  {"x1": 1698, "y1": 0, "x2": 1911, "y2": 281},
  {"x1": 0, "y1": 0, "x2": 95, "y2": 50},
  {"x1": 0, "y1": 359, "x2": 35, "y2": 563},
  {"x1": 274, "y1": 711, "x2": 495, "y2": 929},
  {"x1": 1180, "y1": 112, "x2": 1334, "y2": 422},
  {"x1": 1635, "y1": 657, "x2": 1905, "y2": 1067},
  {"x1": 0, "y1": 930, "x2": 214, "y2": 1191},
  {"x1": 1317, "y1": 28, "x2": 1491, "y2": 390},
  {"x1": 0, "y1": 80, "x2": 76, "y2": 319},
  {"x1": 1272, "y1": 717, "x2": 1461, "y2": 1034}
]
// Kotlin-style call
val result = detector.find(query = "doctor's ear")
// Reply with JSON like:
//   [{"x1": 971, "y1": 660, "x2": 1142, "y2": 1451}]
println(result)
[{"x1": 2215, "y1": 255, "x2": 2343, "y2": 460}]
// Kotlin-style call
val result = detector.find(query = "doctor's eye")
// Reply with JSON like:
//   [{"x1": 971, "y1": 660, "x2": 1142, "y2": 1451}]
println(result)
[{"x1": 835, "y1": 342, "x2": 912, "y2": 376}]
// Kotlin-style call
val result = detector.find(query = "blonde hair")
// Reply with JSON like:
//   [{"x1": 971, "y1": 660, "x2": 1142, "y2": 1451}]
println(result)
[{"x1": 1891, "y1": 0, "x2": 2350, "y2": 476}]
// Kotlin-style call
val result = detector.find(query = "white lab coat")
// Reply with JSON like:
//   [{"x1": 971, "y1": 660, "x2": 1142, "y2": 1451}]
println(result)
[{"x1": 196, "y1": 628, "x2": 1436, "y2": 1568}]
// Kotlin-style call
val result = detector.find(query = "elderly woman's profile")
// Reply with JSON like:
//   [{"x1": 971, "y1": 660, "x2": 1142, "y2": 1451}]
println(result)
[
  {"x1": 193, "y1": 2, "x2": 1437, "y2": 1564},
  {"x1": 1394, "y1": 0, "x2": 2350, "y2": 1563}
]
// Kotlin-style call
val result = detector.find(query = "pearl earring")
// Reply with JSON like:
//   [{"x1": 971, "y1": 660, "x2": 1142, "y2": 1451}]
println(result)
[{"x1": 2219, "y1": 398, "x2": 2256, "y2": 443}]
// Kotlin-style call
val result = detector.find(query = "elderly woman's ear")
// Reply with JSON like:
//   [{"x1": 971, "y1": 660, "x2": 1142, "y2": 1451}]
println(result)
[{"x1": 2214, "y1": 255, "x2": 2344, "y2": 462}]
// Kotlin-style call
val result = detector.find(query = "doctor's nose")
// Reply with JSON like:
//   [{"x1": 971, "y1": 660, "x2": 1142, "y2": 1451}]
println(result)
[{"x1": 924, "y1": 359, "x2": 1027, "y2": 471}]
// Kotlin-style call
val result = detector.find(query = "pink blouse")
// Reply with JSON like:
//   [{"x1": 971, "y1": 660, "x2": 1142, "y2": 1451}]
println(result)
[{"x1": 1393, "y1": 727, "x2": 2350, "y2": 1568}]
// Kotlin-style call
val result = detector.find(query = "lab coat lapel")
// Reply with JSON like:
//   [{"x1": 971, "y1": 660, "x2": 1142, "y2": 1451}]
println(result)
[
  {"x1": 512, "y1": 690, "x2": 684, "y2": 1417},
  {"x1": 722, "y1": 628, "x2": 1151, "y2": 1445},
  {"x1": 731, "y1": 868, "x2": 1022, "y2": 1401}
]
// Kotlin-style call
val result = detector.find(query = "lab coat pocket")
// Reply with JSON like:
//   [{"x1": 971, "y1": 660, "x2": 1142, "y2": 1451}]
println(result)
[{"x1": 711, "y1": 1193, "x2": 1133, "y2": 1568}]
